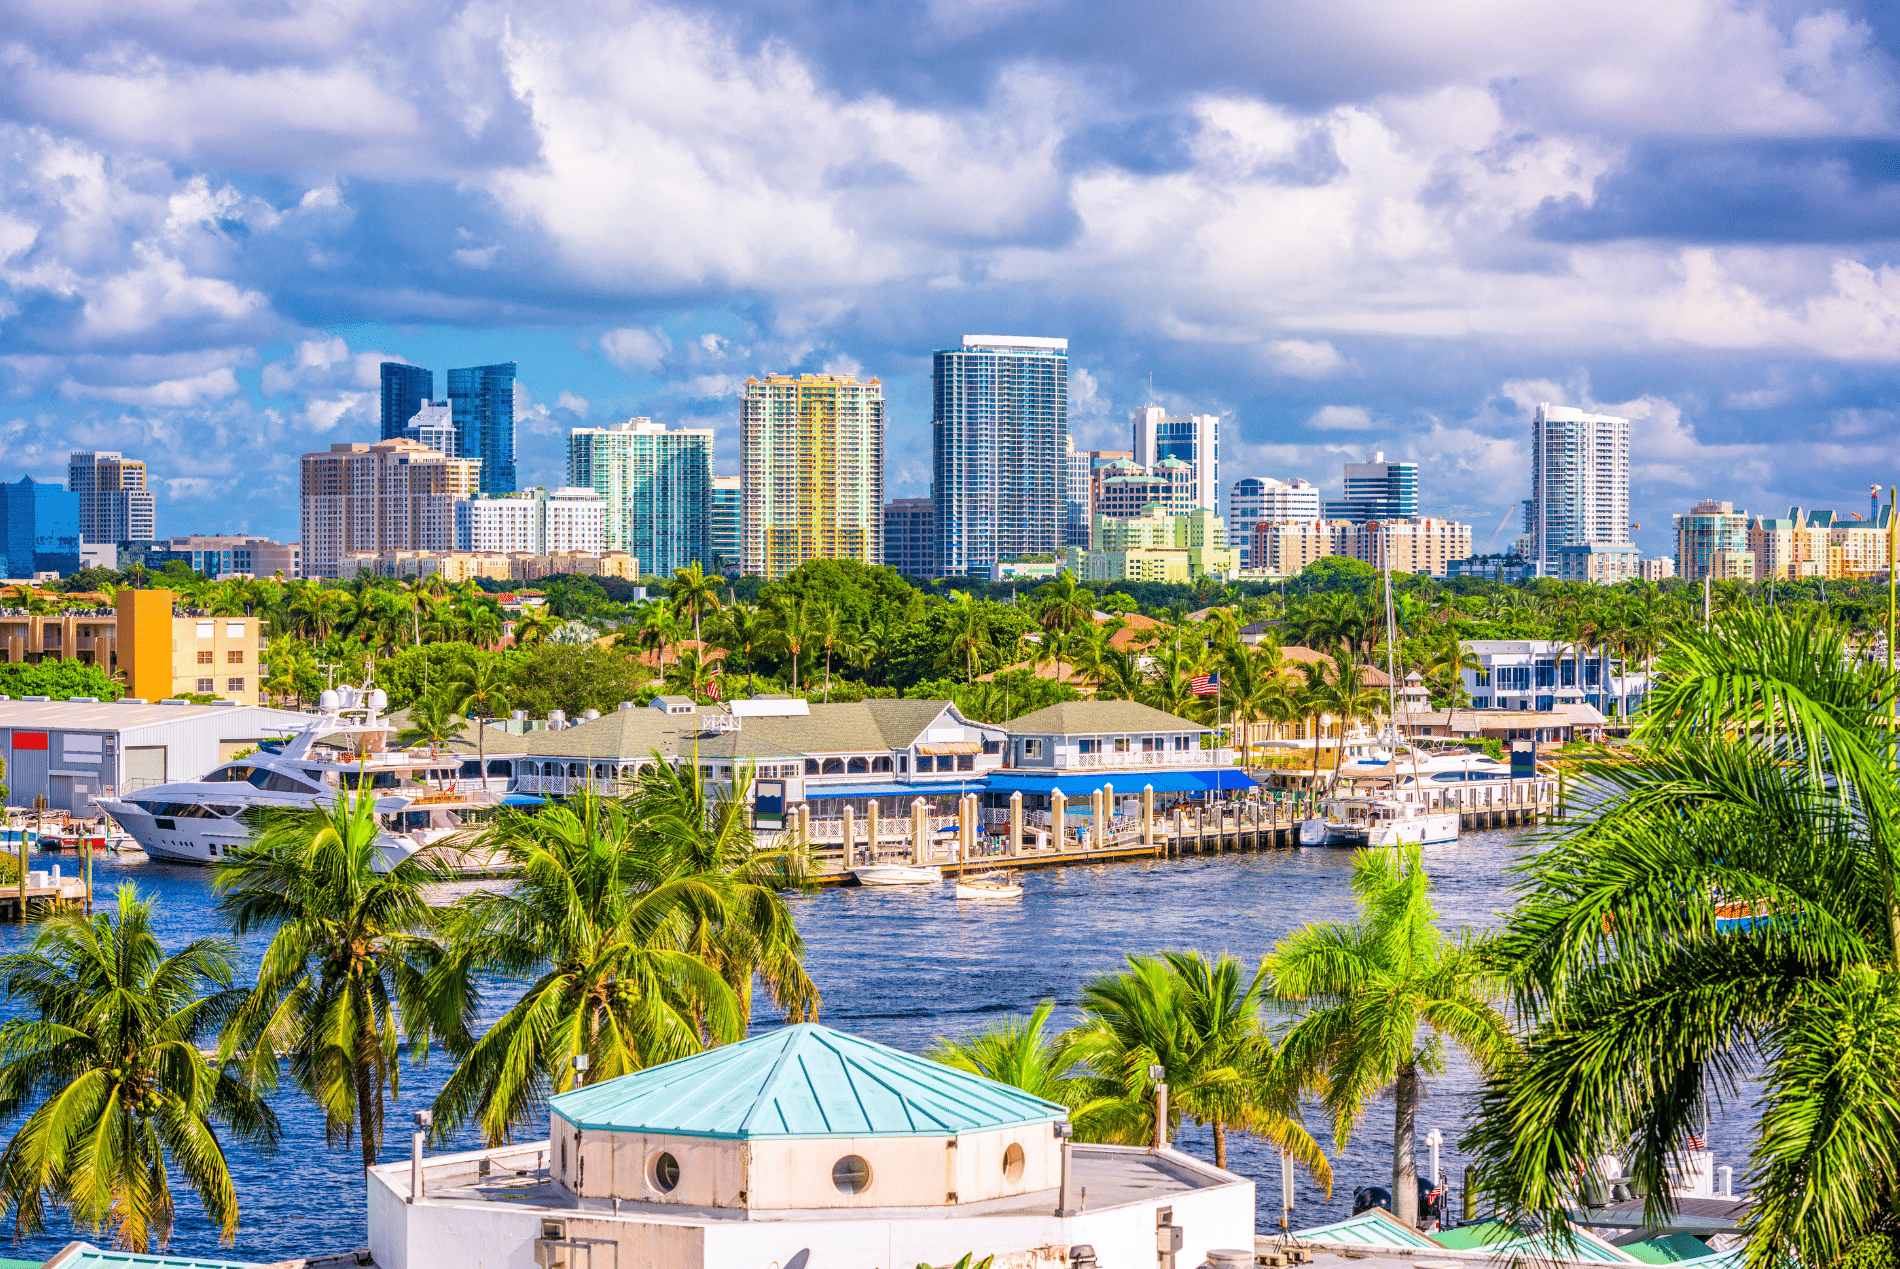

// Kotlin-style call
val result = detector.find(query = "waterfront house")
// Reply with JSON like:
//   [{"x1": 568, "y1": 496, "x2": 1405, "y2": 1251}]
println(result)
[
  {"x1": 371, "y1": 1022, "x2": 1254, "y2": 1269},
  {"x1": 1460, "y1": 639, "x2": 1647, "y2": 716},
  {"x1": 988, "y1": 699, "x2": 1253, "y2": 814}
]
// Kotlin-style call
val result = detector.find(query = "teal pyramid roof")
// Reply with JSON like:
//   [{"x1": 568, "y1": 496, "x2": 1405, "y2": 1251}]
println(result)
[{"x1": 548, "y1": 1023, "x2": 1068, "y2": 1140}]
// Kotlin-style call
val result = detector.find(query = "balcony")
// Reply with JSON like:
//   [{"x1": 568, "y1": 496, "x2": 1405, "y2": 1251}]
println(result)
[{"x1": 1060, "y1": 748, "x2": 1237, "y2": 770}]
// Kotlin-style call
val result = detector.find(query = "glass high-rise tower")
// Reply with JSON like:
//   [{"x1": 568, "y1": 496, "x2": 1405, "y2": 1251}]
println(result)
[
  {"x1": 932, "y1": 335, "x2": 1067, "y2": 577},
  {"x1": 568, "y1": 418, "x2": 714, "y2": 579},
  {"x1": 1322, "y1": 452, "x2": 1418, "y2": 523},
  {"x1": 740, "y1": 373, "x2": 885, "y2": 581},
  {"x1": 380, "y1": 363, "x2": 434, "y2": 441},
  {"x1": 448, "y1": 362, "x2": 517, "y2": 494}
]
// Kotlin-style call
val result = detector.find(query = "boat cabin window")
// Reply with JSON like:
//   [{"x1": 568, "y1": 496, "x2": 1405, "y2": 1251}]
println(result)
[{"x1": 204, "y1": 765, "x2": 322, "y2": 794}]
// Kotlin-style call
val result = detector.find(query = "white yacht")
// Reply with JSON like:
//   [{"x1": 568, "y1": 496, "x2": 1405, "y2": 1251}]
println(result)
[
  {"x1": 1300, "y1": 794, "x2": 1461, "y2": 847},
  {"x1": 96, "y1": 685, "x2": 503, "y2": 871}
]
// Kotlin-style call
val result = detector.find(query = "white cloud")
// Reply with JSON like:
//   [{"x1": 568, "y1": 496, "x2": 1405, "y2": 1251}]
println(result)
[
  {"x1": 600, "y1": 327, "x2": 670, "y2": 372},
  {"x1": 1262, "y1": 340, "x2": 1346, "y2": 378},
  {"x1": 1308, "y1": 405, "x2": 1373, "y2": 431},
  {"x1": 556, "y1": 390, "x2": 590, "y2": 415},
  {"x1": 63, "y1": 366, "x2": 239, "y2": 407}
]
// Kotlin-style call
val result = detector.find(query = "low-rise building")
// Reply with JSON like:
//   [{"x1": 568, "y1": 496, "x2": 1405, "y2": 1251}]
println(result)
[
  {"x1": 119, "y1": 535, "x2": 301, "y2": 580},
  {"x1": 1066, "y1": 506, "x2": 1240, "y2": 584},
  {"x1": 990, "y1": 556, "x2": 1063, "y2": 582},
  {"x1": 1748, "y1": 505, "x2": 1891, "y2": 580},
  {"x1": 1460, "y1": 638, "x2": 1645, "y2": 716},
  {"x1": 1639, "y1": 556, "x2": 1676, "y2": 581},
  {"x1": 1, "y1": 589, "x2": 263, "y2": 706},
  {"x1": 339, "y1": 550, "x2": 640, "y2": 583},
  {"x1": 1447, "y1": 554, "x2": 1532, "y2": 582},
  {"x1": 1553, "y1": 541, "x2": 1641, "y2": 585},
  {"x1": 0, "y1": 697, "x2": 312, "y2": 813}
]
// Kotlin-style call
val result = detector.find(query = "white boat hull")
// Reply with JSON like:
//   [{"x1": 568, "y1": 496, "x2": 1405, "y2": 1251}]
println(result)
[
  {"x1": 1367, "y1": 812, "x2": 1461, "y2": 848},
  {"x1": 851, "y1": 865, "x2": 943, "y2": 886},
  {"x1": 98, "y1": 798, "x2": 422, "y2": 872},
  {"x1": 1298, "y1": 816, "x2": 1333, "y2": 846}
]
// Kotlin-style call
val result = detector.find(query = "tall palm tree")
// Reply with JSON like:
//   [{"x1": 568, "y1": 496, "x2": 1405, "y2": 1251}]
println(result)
[
  {"x1": 666, "y1": 562, "x2": 723, "y2": 648},
  {"x1": 0, "y1": 886, "x2": 280, "y2": 1251},
  {"x1": 769, "y1": 593, "x2": 816, "y2": 693},
  {"x1": 396, "y1": 692, "x2": 463, "y2": 758},
  {"x1": 1067, "y1": 951, "x2": 1332, "y2": 1181},
  {"x1": 1269, "y1": 845, "x2": 1513, "y2": 1228},
  {"x1": 216, "y1": 792, "x2": 460, "y2": 1171},
  {"x1": 927, "y1": 1000, "x2": 1085, "y2": 1109},
  {"x1": 939, "y1": 590, "x2": 1000, "y2": 684},
  {"x1": 429, "y1": 795, "x2": 746, "y2": 1146},
  {"x1": 445, "y1": 658, "x2": 512, "y2": 780},
  {"x1": 1322, "y1": 654, "x2": 1385, "y2": 774},
  {"x1": 813, "y1": 603, "x2": 845, "y2": 703},
  {"x1": 710, "y1": 602, "x2": 769, "y2": 696},
  {"x1": 1464, "y1": 611, "x2": 1900, "y2": 1269}
]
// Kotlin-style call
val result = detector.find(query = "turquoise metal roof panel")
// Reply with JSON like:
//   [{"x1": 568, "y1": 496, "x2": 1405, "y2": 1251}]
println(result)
[
  {"x1": 52, "y1": 1245, "x2": 259, "y2": 1269},
  {"x1": 1295, "y1": 1210, "x2": 1441, "y2": 1249},
  {"x1": 549, "y1": 1023, "x2": 1068, "y2": 1140}
]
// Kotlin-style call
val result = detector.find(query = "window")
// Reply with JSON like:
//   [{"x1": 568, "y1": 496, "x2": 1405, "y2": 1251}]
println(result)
[
  {"x1": 956, "y1": 754, "x2": 974, "y2": 771},
  {"x1": 1002, "y1": 1143, "x2": 1025, "y2": 1183},
  {"x1": 196, "y1": 622, "x2": 213, "y2": 638},
  {"x1": 226, "y1": 622, "x2": 245, "y2": 638},
  {"x1": 649, "y1": 1152, "x2": 680, "y2": 1194},
  {"x1": 227, "y1": 650, "x2": 244, "y2": 664},
  {"x1": 197, "y1": 651, "x2": 214, "y2": 665},
  {"x1": 804, "y1": 759, "x2": 820, "y2": 775},
  {"x1": 822, "y1": 758, "x2": 845, "y2": 775},
  {"x1": 196, "y1": 678, "x2": 215, "y2": 693},
  {"x1": 898, "y1": 755, "x2": 908, "y2": 773},
  {"x1": 1078, "y1": 738, "x2": 1098, "y2": 754},
  {"x1": 831, "y1": 1155, "x2": 872, "y2": 1195},
  {"x1": 227, "y1": 678, "x2": 245, "y2": 694},
  {"x1": 1022, "y1": 738, "x2": 1042, "y2": 759},
  {"x1": 1472, "y1": 697, "x2": 1490, "y2": 709},
  {"x1": 1113, "y1": 736, "x2": 1129, "y2": 753},
  {"x1": 871, "y1": 756, "x2": 892, "y2": 773},
  {"x1": 1473, "y1": 667, "x2": 1491, "y2": 686},
  {"x1": 847, "y1": 757, "x2": 869, "y2": 774}
]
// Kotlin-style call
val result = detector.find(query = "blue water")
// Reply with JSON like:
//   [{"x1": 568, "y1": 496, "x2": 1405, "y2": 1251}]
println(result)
[{"x1": 0, "y1": 832, "x2": 1761, "y2": 1260}]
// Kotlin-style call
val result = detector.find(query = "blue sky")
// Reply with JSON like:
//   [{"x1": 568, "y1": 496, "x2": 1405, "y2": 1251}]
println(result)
[{"x1": 4, "y1": 0, "x2": 1899, "y2": 557}]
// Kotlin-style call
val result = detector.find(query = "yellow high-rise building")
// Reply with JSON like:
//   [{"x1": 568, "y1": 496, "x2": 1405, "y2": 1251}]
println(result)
[{"x1": 740, "y1": 374, "x2": 884, "y2": 580}]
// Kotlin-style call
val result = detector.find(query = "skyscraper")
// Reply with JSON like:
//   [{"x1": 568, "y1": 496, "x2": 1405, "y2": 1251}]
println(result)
[
  {"x1": 1061, "y1": 437, "x2": 1092, "y2": 548},
  {"x1": 1529, "y1": 404, "x2": 1631, "y2": 575},
  {"x1": 741, "y1": 373, "x2": 885, "y2": 581},
  {"x1": 1228, "y1": 476, "x2": 1320, "y2": 568},
  {"x1": 447, "y1": 362, "x2": 518, "y2": 494},
  {"x1": 299, "y1": 440, "x2": 481, "y2": 579},
  {"x1": 883, "y1": 497, "x2": 935, "y2": 579},
  {"x1": 1322, "y1": 452, "x2": 1418, "y2": 523},
  {"x1": 568, "y1": 419, "x2": 714, "y2": 579},
  {"x1": 711, "y1": 476, "x2": 742, "y2": 575},
  {"x1": 403, "y1": 402, "x2": 458, "y2": 456},
  {"x1": 932, "y1": 335, "x2": 1067, "y2": 577},
  {"x1": 380, "y1": 363, "x2": 434, "y2": 442},
  {"x1": 1131, "y1": 407, "x2": 1219, "y2": 511},
  {"x1": 68, "y1": 452, "x2": 156, "y2": 544},
  {"x1": 0, "y1": 477, "x2": 81, "y2": 578}
]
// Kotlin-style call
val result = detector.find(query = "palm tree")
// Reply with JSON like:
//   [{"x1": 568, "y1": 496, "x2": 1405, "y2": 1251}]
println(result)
[
  {"x1": 1322, "y1": 654, "x2": 1385, "y2": 775},
  {"x1": 429, "y1": 795, "x2": 747, "y2": 1146},
  {"x1": 939, "y1": 590, "x2": 999, "y2": 684},
  {"x1": 1067, "y1": 951, "x2": 1332, "y2": 1180},
  {"x1": 1463, "y1": 611, "x2": 1900, "y2": 1269},
  {"x1": 0, "y1": 886, "x2": 280, "y2": 1251},
  {"x1": 770, "y1": 593, "x2": 817, "y2": 693},
  {"x1": 813, "y1": 603, "x2": 845, "y2": 703},
  {"x1": 927, "y1": 1001, "x2": 1085, "y2": 1108},
  {"x1": 1269, "y1": 845, "x2": 1513, "y2": 1228},
  {"x1": 445, "y1": 658, "x2": 512, "y2": 781},
  {"x1": 216, "y1": 792, "x2": 460, "y2": 1171},
  {"x1": 666, "y1": 562, "x2": 723, "y2": 649},
  {"x1": 710, "y1": 602, "x2": 769, "y2": 696},
  {"x1": 396, "y1": 691, "x2": 463, "y2": 758}
]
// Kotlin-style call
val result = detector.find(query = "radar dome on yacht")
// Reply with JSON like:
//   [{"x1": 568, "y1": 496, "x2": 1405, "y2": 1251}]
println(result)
[
  {"x1": 319, "y1": 690, "x2": 340, "y2": 710},
  {"x1": 370, "y1": 689, "x2": 388, "y2": 711}
]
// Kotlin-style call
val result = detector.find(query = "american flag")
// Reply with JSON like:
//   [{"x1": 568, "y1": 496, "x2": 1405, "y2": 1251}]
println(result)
[
  {"x1": 1191, "y1": 670, "x2": 1219, "y2": 696},
  {"x1": 707, "y1": 662, "x2": 722, "y2": 700}
]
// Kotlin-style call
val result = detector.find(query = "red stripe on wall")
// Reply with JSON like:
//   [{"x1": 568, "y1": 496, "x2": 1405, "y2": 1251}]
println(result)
[{"x1": 9, "y1": 732, "x2": 48, "y2": 751}]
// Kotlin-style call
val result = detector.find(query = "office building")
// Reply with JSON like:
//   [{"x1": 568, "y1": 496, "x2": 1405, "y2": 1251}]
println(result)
[
  {"x1": 1674, "y1": 499, "x2": 1754, "y2": 581},
  {"x1": 569, "y1": 418, "x2": 714, "y2": 579},
  {"x1": 932, "y1": 335, "x2": 1066, "y2": 577},
  {"x1": 299, "y1": 440, "x2": 481, "y2": 579},
  {"x1": 380, "y1": 363, "x2": 434, "y2": 442},
  {"x1": 1530, "y1": 404, "x2": 1631, "y2": 575},
  {"x1": 1448, "y1": 554, "x2": 1534, "y2": 583},
  {"x1": 0, "y1": 477, "x2": 81, "y2": 578},
  {"x1": 1095, "y1": 457, "x2": 1198, "y2": 521},
  {"x1": 1060, "y1": 438, "x2": 1092, "y2": 548},
  {"x1": 883, "y1": 497, "x2": 935, "y2": 580},
  {"x1": 456, "y1": 488, "x2": 605, "y2": 557},
  {"x1": 711, "y1": 476, "x2": 742, "y2": 575},
  {"x1": 1323, "y1": 452, "x2": 1419, "y2": 523},
  {"x1": 447, "y1": 362, "x2": 518, "y2": 494},
  {"x1": 68, "y1": 452, "x2": 156, "y2": 545},
  {"x1": 1552, "y1": 541, "x2": 1641, "y2": 585},
  {"x1": 1230, "y1": 477, "x2": 1321, "y2": 568},
  {"x1": 118, "y1": 536, "x2": 301, "y2": 580},
  {"x1": 1065, "y1": 506, "x2": 1240, "y2": 584},
  {"x1": 403, "y1": 401, "x2": 458, "y2": 456},
  {"x1": 1131, "y1": 407, "x2": 1218, "y2": 511},
  {"x1": 742, "y1": 374, "x2": 885, "y2": 581}
]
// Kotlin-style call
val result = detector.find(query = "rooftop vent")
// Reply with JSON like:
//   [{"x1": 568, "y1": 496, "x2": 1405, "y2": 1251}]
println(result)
[
  {"x1": 21, "y1": 695, "x2": 50, "y2": 703},
  {"x1": 159, "y1": 698, "x2": 189, "y2": 705},
  {"x1": 119, "y1": 698, "x2": 147, "y2": 705},
  {"x1": 67, "y1": 697, "x2": 98, "y2": 704},
  {"x1": 617, "y1": 700, "x2": 636, "y2": 711}
]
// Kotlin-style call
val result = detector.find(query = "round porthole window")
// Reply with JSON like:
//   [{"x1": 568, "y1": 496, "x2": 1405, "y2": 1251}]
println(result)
[
  {"x1": 1002, "y1": 1142, "x2": 1025, "y2": 1182},
  {"x1": 649, "y1": 1151, "x2": 680, "y2": 1193},
  {"x1": 831, "y1": 1154, "x2": 872, "y2": 1194}
]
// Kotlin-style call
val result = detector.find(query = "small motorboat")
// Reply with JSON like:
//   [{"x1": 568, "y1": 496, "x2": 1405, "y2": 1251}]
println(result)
[
  {"x1": 955, "y1": 871, "x2": 1023, "y2": 900},
  {"x1": 850, "y1": 864, "x2": 944, "y2": 886}
]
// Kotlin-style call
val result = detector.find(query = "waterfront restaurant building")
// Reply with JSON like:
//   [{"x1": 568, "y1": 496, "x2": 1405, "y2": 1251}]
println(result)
[
  {"x1": 368, "y1": 1022, "x2": 1255, "y2": 1269},
  {"x1": 988, "y1": 699, "x2": 1251, "y2": 815}
]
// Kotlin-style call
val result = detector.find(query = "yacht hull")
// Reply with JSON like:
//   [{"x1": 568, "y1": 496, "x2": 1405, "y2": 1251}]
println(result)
[
  {"x1": 851, "y1": 865, "x2": 943, "y2": 886},
  {"x1": 1367, "y1": 812, "x2": 1461, "y2": 848}
]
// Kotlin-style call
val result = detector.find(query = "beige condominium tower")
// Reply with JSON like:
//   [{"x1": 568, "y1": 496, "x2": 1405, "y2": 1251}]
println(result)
[{"x1": 740, "y1": 373, "x2": 885, "y2": 580}]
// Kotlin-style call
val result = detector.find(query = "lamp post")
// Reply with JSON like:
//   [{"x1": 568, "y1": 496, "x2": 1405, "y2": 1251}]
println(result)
[
  {"x1": 411, "y1": 1109, "x2": 433, "y2": 1203},
  {"x1": 571, "y1": 1053, "x2": 590, "y2": 1088},
  {"x1": 1149, "y1": 1063, "x2": 1168, "y2": 1150}
]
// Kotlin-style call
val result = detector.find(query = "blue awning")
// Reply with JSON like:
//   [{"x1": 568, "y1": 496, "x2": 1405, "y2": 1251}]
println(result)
[{"x1": 984, "y1": 769, "x2": 1253, "y2": 797}]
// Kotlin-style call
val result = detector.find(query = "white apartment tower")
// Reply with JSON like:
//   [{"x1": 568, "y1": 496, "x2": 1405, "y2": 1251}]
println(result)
[
  {"x1": 69, "y1": 451, "x2": 157, "y2": 544},
  {"x1": 1229, "y1": 477, "x2": 1321, "y2": 568},
  {"x1": 299, "y1": 440, "x2": 482, "y2": 579},
  {"x1": 455, "y1": 488, "x2": 605, "y2": 556},
  {"x1": 1531, "y1": 404, "x2": 1631, "y2": 575},
  {"x1": 1131, "y1": 407, "x2": 1219, "y2": 511},
  {"x1": 403, "y1": 401, "x2": 458, "y2": 456}
]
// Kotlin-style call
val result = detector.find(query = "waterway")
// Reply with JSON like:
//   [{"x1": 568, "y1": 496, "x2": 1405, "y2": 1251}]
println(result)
[{"x1": 0, "y1": 827, "x2": 1760, "y2": 1261}]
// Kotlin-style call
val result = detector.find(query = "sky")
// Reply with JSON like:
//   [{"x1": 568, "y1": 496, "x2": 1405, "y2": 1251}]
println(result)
[{"x1": 4, "y1": 0, "x2": 1900, "y2": 558}]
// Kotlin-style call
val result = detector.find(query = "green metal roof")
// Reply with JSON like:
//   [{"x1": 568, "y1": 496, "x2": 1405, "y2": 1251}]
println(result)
[
  {"x1": 45, "y1": 1243, "x2": 259, "y2": 1269},
  {"x1": 548, "y1": 1023, "x2": 1068, "y2": 1140},
  {"x1": 1626, "y1": 1235, "x2": 1718, "y2": 1264},
  {"x1": 1295, "y1": 1209, "x2": 1441, "y2": 1249}
]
